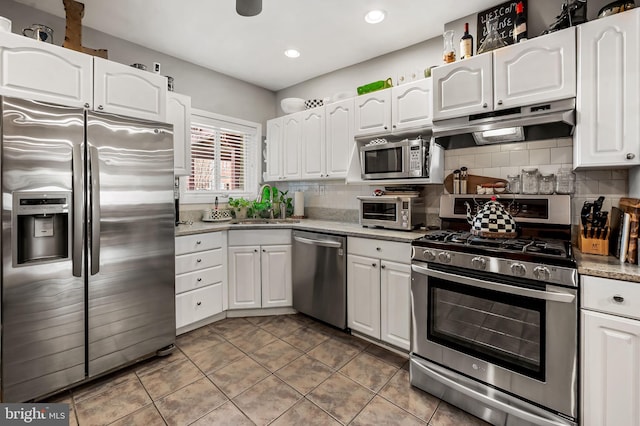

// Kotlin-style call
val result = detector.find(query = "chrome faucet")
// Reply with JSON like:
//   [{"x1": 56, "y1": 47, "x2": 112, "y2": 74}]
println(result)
[{"x1": 257, "y1": 184, "x2": 274, "y2": 218}]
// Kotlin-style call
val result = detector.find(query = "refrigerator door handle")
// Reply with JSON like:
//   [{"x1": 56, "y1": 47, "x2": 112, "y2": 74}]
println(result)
[
  {"x1": 72, "y1": 144, "x2": 84, "y2": 277},
  {"x1": 90, "y1": 145, "x2": 101, "y2": 275}
]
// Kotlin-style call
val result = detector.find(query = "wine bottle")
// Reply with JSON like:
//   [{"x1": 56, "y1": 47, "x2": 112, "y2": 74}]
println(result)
[
  {"x1": 460, "y1": 22, "x2": 473, "y2": 59},
  {"x1": 514, "y1": 2, "x2": 527, "y2": 43}
]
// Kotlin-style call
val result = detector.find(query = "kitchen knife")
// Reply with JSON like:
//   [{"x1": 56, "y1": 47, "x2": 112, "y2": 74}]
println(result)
[{"x1": 581, "y1": 201, "x2": 593, "y2": 238}]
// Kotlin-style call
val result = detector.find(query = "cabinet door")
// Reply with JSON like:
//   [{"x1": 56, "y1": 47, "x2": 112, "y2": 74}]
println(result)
[
  {"x1": 261, "y1": 245, "x2": 292, "y2": 308},
  {"x1": 582, "y1": 310, "x2": 640, "y2": 426},
  {"x1": 392, "y1": 79, "x2": 433, "y2": 131},
  {"x1": 433, "y1": 53, "x2": 493, "y2": 120},
  {"x1": 265, "y1": 118, "x2": 283, "y2": 181},
  {"x1": 354, "y1": 89, "x2": 392, "y2": 136},
  {"x1": 228, "y1": 246, "x2": 261, "y2": 309},
  {"x1": 325, "y1": 98, "x2": 353, "y2": 179},
  {"x1": 282, "y1": 113, "x2": 302, "y2": 180},
  {"x1": 347, "y1": 254, "x2": 381, "y2": 339},
  {"x1": 167, "y1": 92, "x2": 192, "y2": 176},
  {"x1": 380, "y1": 260, "x2": 411, "y2": 351},
  {"x1": 574, "y1": 9, "x2": 640, "y2": 168},
  {"x1": 494, "y1": 28, "x2": 576, "y2": 110},
  {"x1": 0, "y1": 32, "x2": 93, "y2": 108},
  {"x1": 300, "y1": 108, "x2": 325, "y2": 179},
  {"x1": 93, "y1": 57, "x2": 167, "y2": 122}
]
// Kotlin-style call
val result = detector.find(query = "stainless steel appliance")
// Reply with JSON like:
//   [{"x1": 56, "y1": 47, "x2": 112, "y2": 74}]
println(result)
[
  {"x1": 292, "y1": 230, "x2": 346, "y2": 329},
  {"x1": 359, "y1": 135, "x2": 435, "y2": 180},
  {"x1": 357, "y1": 194, "x2": 424, "y2": 230},
  {"x1": 1, "y1": 96, "x2": 175, "y2": 402},
  {"x1": 410, "y1": 194, "x2": 578, "y2": 426}
]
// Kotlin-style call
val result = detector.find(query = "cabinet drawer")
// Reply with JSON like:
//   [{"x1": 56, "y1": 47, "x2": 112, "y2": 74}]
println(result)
[
  {"x1": 176, "y1": 265, "x2": 224, "y2": 295},
  {"x1": 229, "y1": 229, "x2": 291, "y2": 246},
  {"x1": 175, "y1": 232, "x2": 223, "y2": 255},
  {"x1": 175, "y1": 248, "x2": 223, "y2": 274},
  {"x1": 582, "y1": 276, "x2": 640, "y2": 320},
  {"x1": 176, "y1": 283, "x2": 223, "y2": 329},
  {"x1": 348, "y1": 237, "x2": 410, "y2": 264}
]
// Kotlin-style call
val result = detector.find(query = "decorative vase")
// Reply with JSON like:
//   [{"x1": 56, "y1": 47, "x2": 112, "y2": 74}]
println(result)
[{"x1": 234, "y1": 206, "x2": 248, "y2": 219}]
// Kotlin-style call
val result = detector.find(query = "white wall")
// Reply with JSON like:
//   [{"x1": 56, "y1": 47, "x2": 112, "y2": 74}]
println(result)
[{"x1": 0, "y1": 0, "x2": 277, "y2": 127}]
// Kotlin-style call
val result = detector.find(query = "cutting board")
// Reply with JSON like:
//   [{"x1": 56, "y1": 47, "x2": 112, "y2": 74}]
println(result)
[{"x1": 444, "y1": 173, "x2": 509, "y2": 194}]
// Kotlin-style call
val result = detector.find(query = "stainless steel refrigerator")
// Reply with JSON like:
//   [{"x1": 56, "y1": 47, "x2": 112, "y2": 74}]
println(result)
[{"x1": 1, "y1": 96, "x2": 176, "y2": 402}]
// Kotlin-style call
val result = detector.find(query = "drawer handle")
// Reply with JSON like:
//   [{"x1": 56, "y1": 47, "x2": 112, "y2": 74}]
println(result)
[
  {"x1": 613, "y1": 295, "x2": 625, "y2": 303},
  {"x1": 196, "y1": 258, "x2": 202, "y2": 263},
  {"x1": 196, "y1": 301, "x2": 202, "y2": 306}
]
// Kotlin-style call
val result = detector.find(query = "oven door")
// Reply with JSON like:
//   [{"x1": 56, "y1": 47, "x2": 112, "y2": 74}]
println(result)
[
  {"x1": 411, "y1": 263, "x2": 578, "y2": 420},
  {"x1": 360, "y1": 142, "x2": 409, "y2": 179},
  {"x1": 360, "y1": 200, "x2": 400, "y2": 228}
]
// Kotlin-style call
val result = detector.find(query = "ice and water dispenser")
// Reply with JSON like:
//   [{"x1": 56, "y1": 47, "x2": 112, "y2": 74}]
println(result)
[{"x1": 13, "y1": 192, "x2": 71, "y2": 266}]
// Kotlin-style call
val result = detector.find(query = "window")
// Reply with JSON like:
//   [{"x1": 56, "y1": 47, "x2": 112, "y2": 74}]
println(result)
[{"x1": 181, "y1": 109, "x2": 261, "y2": 203}]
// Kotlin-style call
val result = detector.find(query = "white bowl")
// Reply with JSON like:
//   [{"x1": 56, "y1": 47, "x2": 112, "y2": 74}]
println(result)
[{"x1": 280, "y1": 98, "x2": 305, "y2": 114}]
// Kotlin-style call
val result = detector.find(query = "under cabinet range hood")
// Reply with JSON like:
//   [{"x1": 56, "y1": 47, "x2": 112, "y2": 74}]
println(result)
[{"x1": 433, "y1": 98, "x2": 575, "y2": 149}]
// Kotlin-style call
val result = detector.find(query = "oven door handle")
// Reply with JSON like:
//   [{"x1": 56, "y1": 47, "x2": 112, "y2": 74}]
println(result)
[{"x1": 411, "y1": 264, "x2": 576, "y2": 304}]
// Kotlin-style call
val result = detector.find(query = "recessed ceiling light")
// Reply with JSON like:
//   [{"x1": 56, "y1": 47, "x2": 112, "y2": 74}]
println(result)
[
  {"x1": 365, "y1": 9, "x2": 386, "y2": 24},
  {"x1": 284, "y1": 49, "x2": 300, "y2": 58}
]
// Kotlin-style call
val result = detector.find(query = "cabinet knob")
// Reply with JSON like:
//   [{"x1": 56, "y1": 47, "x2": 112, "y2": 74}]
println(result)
[
  {"x1": 372, "y1": 263, "x2": 377, "y2": 267},
  {"x1": 497, "y1": 100, "x2": 503, "y2": 105},
  {"x1": 392, "y1": 124, "x2": 397, "y2": 128},
  {"x1": 196, "y1": 240, "x2": 202, "y2": 245},
  {"x1": 254, "y1": 249, "x2": 258, "y2": 252},
  {"x1": 376, "y1": 247, "x2": 381, "y2": 251},
  {"x1": 381, "y1": 264, "x2": 386, "y2": 269},
  {"x1": 482, "y1": 103, "x2": 488, "y2": 108},
  {"x1": 196, "y1": 258, "x2": 202, "y2": 263},
  {"x1": 613, "y1": 295, "x2": 625, "y2": 303},
  {"x1": 383, "y1": 126, "x2": 388, "y2": 130},
  {"x1": 262, "y1": 249, "x2": 266, "y2": 252},
  {"x1": 98, "y1": 105, "x2": 104, "y2": 110},
  {"x1": 196, "y1": 301, "x2": 202, "y2": 306},
  {"x1": 627, "y1": 153, "x2": 636, "y2": 160},
  {"x1": 84, "y1": 103, "x2": 90, "y2": 108},
  {"x1": 197, "y1": 278, "x2": 202, "y2": 282}
]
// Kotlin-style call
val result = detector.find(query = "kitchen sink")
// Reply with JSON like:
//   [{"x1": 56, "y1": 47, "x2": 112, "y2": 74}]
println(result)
[{"x1": 229, "y1": 219, "x2": 300, "y2": 225}]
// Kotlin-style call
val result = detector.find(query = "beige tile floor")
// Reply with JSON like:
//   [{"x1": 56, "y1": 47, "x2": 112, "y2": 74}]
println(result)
[{"x1": 46, "y1": 314, "x2": 490, "y2": 426}]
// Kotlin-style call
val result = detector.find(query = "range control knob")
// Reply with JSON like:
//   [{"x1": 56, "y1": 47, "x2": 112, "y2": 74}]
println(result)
[
  {"x1": 471, "y1": 257, "x2": 487, "y2": 270},
  {"x1": 422, "y1": 249, "x2": 436, "y2": 262},
  {"x1": 438, "y1": 252, "x2": 452, "y2": 263},
  {"x1": 533, "y1": 266, "x2": 551, "y2": 281},
  {"x1": 510, "y1": 263, "x2": 527, "y2": 277}
]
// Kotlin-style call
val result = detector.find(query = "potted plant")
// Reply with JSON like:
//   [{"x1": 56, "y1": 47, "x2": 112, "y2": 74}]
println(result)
[{"x1": 228, "y1": 197, "x2": 251, "y2": 219}]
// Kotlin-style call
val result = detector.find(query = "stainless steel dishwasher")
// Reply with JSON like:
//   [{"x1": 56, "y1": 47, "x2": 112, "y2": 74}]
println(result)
[{"x1": 292, "y1": 230, "x2": 347, "y2": 329}]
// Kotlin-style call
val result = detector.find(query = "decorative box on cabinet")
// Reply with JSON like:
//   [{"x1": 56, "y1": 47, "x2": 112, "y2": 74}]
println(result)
[
  {"x1": 574, "y1": 8, "x2": 640, "y2": 169},
  {"x1": 94, "y1": 57, "x2": 167, "y2": 122},
  {"x1": 175, "y1": 232, "x2": 227, "y2": 333},
  {"x1": 0, "y1": 31, "x2": 93, "y2": 108},
  {"x1": 347, "y1": 236, "x2": 412, "y2": 351},
  {"x1": 167, "y1": 92, "x2": 192, "y2": 176},
  {"x1": 581, "y1": 275, "x2": 640, "y2": 426},
  {"x1": 227, "y1": 229, "x2": 292, "y2": 310},
  {"x1": 433, "y1": 28, "x2": 576, "y2": 121}
]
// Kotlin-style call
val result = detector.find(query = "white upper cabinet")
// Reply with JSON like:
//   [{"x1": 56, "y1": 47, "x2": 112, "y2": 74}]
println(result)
[
  {"x1": 574, "y1": 8, "x2": 640, "y2": 169},
  {"x1": 325, "y1": 98, "x2": 353, "y2": 179},
  {"x1": 493, "y1": 28, "x2": 576, "y2": 109},
  {"x1": 167, "y1": 92, "x2": 192, "y2": 176},
  {"x1": 433, "y1": 53, "x2": 493, "y2": 120},
  {"x1": 434, "y1": 28, "x2": 576, "y2": 121},
  {"x1": 354, "y1": 89, "x2": 392, "y2": 136},
  {"x1": 0, "y1": 32, "x2": 93, "y2": 108},
  {"x1": 282, "y1": 112, "x2": 302, "y2": 180},
  {"x1": 264, "y1": 117, "x2": 284, "y2": 182},
  {"x1": 391, "y1": 78, "x2": 434, "y2": 131},
  {"x1": 94, "y1": 57, "x2": 167, "y2": 122},
  {"x1": 300, "y1": 108, "x2": 325, "y2": 179}
]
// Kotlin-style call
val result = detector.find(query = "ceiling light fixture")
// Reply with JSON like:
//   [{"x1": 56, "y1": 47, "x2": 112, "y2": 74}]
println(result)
[
  {"x1": 284, "y1": 49, "x2": 300, "y2": 58},
  {"x1": 236, "y1": 0, "x2": 262, "y2": 17},
  {"x1": 365, "y1": 10, "x2": 386, "y2": 24}
]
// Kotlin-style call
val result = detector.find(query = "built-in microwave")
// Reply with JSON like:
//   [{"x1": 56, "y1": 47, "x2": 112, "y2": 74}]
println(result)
[
  {"x1": 357, "y1": 194, "x2": 424, "y2": 230},
  {"x1": 359, "y1": 136, "x2": 430, "y2": 180}
]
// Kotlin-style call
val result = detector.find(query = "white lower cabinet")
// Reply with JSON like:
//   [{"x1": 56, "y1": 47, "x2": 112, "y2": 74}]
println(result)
[
  {"x1": 347, "y1": 237, "x2": 411, "y2": 351},
  {"x1": 581, "y1": 275, "x2": 640, "y2": 426},
  {"x1": 175, "y1": 232, "x2": 227, "y2": 332},
  {"x1": 228, "y1": 230, "x2": 292, "y2": 310}
]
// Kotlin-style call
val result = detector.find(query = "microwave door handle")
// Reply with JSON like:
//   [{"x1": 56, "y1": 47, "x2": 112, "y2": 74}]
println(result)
[
  {"x1": 411, "y1": 265, "x2": 576, "y2": 304},
  {"x1": 72, "y1": 143, "x2": 83, "y2": 278},
  {"x1": 89, "y1": 145, "x2": 101, "y2": 275}
]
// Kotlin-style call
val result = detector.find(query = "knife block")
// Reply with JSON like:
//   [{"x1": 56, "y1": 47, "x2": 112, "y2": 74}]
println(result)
[{"x1": 578, "y1": 225, "x2": 609, "y2": 255}]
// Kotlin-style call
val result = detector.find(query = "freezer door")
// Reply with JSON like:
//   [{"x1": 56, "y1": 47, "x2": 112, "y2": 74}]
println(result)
[
  {"x1": 1, "y1": 97, "x2": 86, "y2": 402},
  {"x1": 86, "y1": 111, "x2": 175, "y2": 377}
]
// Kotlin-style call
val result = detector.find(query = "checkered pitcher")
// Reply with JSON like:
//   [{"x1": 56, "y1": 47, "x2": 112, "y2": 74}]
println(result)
[{"x1": 465, "y1": 196, "x2": 517, "y2": 238}]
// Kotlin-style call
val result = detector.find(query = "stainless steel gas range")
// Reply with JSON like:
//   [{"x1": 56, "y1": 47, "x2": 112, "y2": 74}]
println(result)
[{"x1": 410, "y1": 195, "x2": 578, "y2": 426}]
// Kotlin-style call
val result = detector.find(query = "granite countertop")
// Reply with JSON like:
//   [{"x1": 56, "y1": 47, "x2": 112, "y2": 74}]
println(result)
[
  {"x1": 175, "y1": 219, "x2": 426, "y2": 242},
  {"x1": 575, "y1": 248, "x2": 640, "y2": 283}
]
